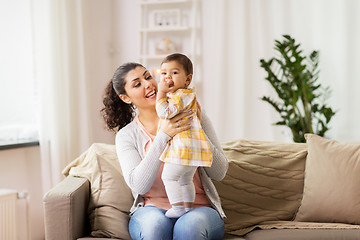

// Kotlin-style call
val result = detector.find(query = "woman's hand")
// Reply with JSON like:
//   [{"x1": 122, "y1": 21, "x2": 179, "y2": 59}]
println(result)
[
  {"x1": 196, "y1": 100, "x2": 202, "y2": 121},
  {"x1": 158, "y1": 110, "x2": 193, "y2": 138}
]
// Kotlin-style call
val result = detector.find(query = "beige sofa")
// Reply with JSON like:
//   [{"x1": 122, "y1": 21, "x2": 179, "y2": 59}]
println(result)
[{"x1": 43, "y1": 136, "x2": 360, "y2": 240}]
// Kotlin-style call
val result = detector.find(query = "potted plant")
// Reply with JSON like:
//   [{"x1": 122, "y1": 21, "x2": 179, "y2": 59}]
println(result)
[{"x1": 260, "y1": 35, "x2": 336, "y2": 143}]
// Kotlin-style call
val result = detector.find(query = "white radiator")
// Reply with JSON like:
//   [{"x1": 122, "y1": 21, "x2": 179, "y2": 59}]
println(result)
[
  {"x1": 0, "y1": 190, "x2": 29, "y2": 240},
  {"x1": 0, "y1": 189, "x2": 17, "y2": 240}
]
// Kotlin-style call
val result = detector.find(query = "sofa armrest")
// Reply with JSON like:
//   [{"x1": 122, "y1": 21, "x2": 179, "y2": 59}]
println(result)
[{"x1": 43, "y1": 176, "x2": 90, "y2": 240}]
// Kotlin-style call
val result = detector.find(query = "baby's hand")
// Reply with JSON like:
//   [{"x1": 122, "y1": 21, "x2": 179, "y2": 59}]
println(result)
[{"x1": 158, "y1": 78, "x2": 174, "y2": 94}]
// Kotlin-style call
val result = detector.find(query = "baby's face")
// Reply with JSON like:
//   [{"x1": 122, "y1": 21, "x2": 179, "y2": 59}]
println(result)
[{"x1": 160, "y1": 61, "x2": 191, "y2": 93}]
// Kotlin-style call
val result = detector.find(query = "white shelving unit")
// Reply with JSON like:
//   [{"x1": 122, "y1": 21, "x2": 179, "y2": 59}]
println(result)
[{"x1": 139, "y1": 0, "x2": 200, "y2": 82}]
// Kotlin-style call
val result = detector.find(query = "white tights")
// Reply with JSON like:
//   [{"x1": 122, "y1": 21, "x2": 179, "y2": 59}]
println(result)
[{"x1": 161, "y1": 163, "x2": 197, "y2": 218}]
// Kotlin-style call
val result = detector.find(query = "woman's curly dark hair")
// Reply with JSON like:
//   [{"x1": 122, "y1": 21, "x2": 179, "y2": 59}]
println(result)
[{"x1": 101, "y1": 62, "x2": 143, "y2": 132}]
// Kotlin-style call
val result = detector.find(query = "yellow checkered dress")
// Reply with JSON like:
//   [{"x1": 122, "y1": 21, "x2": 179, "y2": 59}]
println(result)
[{"x1": 156, "y1": 88, "x2": 213, "y2": 167}]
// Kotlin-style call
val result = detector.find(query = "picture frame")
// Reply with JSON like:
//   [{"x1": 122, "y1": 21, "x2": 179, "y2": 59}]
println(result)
[{"x1": 150, "y1": 9, "x2": 181, "y2": 28}]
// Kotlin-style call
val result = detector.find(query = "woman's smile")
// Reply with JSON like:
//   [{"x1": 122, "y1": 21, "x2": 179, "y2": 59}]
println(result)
[{"x1": 145, "y1": 89, "x2": 157, "y2": 99}]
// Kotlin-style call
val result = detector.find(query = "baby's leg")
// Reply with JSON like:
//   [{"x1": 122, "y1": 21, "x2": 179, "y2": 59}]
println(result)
[
  {"x1": 162, "y1": 163, "x2": 196, "y2": 218},
  {"x1": 179, "y1": 166, "x2": 197, "y2": 212}
]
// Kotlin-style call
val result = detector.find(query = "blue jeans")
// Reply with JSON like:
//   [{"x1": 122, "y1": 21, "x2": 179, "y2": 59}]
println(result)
[{"x1": 129, "y1": 206, "x2": 225, "y2": 240}]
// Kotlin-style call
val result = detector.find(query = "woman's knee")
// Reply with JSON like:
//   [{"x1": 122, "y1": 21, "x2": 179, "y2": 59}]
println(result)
[
  {"x1": 129, "y1": 206, "x2": 173, "y2": 240},
  {"x1": 173, "y1": 207, "x2": 224, "y2": 240}
]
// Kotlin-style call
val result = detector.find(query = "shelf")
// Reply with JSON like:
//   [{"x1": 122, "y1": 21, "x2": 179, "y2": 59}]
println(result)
[
  {"x1": 140, "y1": 26, "x2": 190, "y2": 33},
  {"x1": 140, "y1": 0, "x2": 191, "y2": 6},
  {"x1": 0, "y1": 139, "x2": 39, "y2": 151},
  {"x1": 140, "y1": 53, "x2": 195, "y2": 60},
  {"x1": 140, "y1": 54, "x2": 168, "y2": 60}
]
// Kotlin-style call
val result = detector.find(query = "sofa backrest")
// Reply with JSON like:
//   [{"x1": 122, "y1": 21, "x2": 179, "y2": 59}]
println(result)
[{"x1": 214, "y1": 138, "x2": 307, "y2": 236}]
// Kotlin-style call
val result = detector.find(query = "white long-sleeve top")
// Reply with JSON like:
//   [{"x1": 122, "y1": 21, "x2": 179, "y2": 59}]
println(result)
[{"x1": 115, "y1": 110, "x2": 228, "y2": 218}]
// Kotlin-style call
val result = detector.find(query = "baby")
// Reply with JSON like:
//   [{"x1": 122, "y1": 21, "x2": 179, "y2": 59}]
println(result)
[{"x1": 156, "y1": 53, "x2": 213, "y2": 218}]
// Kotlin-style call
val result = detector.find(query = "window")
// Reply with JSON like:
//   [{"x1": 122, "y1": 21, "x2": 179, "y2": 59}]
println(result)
[{"x1": 0, "y1": 0, "x2": 39, "y2": 147}]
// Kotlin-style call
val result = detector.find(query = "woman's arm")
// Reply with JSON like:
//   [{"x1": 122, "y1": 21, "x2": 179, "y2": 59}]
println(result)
[
  {"x1": 116, "y1": 129, "x2": 170, "y2": 194},
  {"x1": 201, "y1": 111, "x2": 229, "y2": 181},
  {"x1": 116, "y1": 111, "x2": 193, "y2": 194}
]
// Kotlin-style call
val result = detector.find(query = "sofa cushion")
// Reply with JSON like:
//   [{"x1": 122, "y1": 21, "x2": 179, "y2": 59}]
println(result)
[
  {"x1": 63, "y1": 143, "x2": 133, "y2": 240},
  {"x1": 245, "y1": 228, "x2": 360, "y2": 240},
  {"x1": 215, "y1": 139, "x2": 307, "y2": 236},
  {"x1": 295, "y1": 134, "x2": 360, "y2": 224}
]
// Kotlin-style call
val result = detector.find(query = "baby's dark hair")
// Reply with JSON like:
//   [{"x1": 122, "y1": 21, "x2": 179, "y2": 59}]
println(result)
[
  {"x1": 101, "y1": 62, "x2": 143, "y2": 132},
  {"x1": 161, "y1": 53, "x2": 193, "y2": 75}
]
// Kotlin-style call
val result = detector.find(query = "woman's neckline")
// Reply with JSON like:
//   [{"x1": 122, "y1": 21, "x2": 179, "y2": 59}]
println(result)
[{"x1": 137, "y1": 114, "x2": 158, "y2": 136}]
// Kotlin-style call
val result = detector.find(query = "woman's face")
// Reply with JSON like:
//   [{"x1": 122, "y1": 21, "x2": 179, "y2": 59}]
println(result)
[{"x1": 120, "y1": 66, "x2": 158, "y2": 111}]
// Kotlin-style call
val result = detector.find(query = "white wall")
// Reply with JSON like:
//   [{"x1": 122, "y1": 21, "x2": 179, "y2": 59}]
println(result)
[
  {"x1": 79, "y1": 0, "x2": 141, "y2": 145},
  {"x1": 0, "y1": 146, "x2": 43, "y2": 240},
  {"x1": 81, "y1": 0, "x2": 119, "y2": 145}
]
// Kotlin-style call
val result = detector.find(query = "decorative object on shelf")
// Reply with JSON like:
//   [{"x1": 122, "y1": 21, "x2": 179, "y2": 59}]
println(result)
[
  {"x1": 260, "y1": 34, "x2": 336, "y2": 143},
  {"x1": 150, "y1": 9, "x2": 181, "y2": 28},
  {"x1": 155, "y1": 38, "x2": 177, "y2": 54}
]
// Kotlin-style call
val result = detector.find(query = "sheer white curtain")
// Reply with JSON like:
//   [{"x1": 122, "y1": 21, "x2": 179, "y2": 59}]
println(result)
[
  {"x1": 31, "y1": 0, "x2": 92, "y2": 193},
  {"x1": 201, "y1": 0, "x2": 360, "y2": 143}
]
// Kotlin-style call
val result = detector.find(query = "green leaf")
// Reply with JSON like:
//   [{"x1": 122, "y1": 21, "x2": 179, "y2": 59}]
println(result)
[{"x1": 260, "y1": 34, "x2": 336, "y2": 143}]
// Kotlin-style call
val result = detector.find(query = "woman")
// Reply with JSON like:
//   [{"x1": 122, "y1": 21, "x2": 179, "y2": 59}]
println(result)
[{"x1": 102, "y1": 62, "x2": 228, "y2": 240}]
